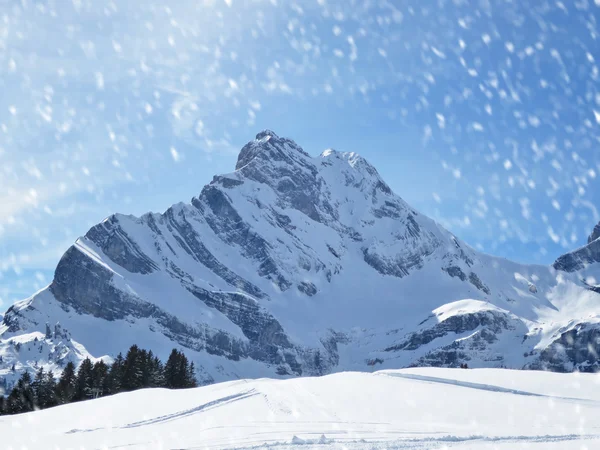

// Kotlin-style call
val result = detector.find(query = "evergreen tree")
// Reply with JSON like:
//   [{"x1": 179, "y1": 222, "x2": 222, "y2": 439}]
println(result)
[
  {"x1": 149, "y1": 355, "x2": 165, "y2": 387},
  {"x1": 55, "y1": 361, "x2": 76, "y2": 404},
  {"x1": 164, "y1": 349, "x2": 197, "y2": 389},
  {"x1": 7, "y1": 371, "x2": 34, "y2": 414},
  {"x1": 32, "y1": 367, "x2": 46, "y2": 409},
  {"x1": 140, "y1": 350, "x2": 154, "y2": 387},
  {"x1": 91, "y1": 360, "x2": 109, "y2": 398},
  {"x1": 122, "y1": 345, "x2": 144, "y2": 391},
  {"x1": 21, "y1": 371, "x2": 35, "y2": 412},
  {"x1": 187, "y1": 362, "x2": 197, "y2": 388},
  {"x1": 178, "y1": 355, "x2": 187, "y2": 388},
  {"x1": 43, "y1": 370, "x2": 57, "y2": 408},
  {"x1": 107, "y1": 353, "x2": 125, "y2": 394},
  {"x1": 6, "y1": 383, "x2": 23, "y2": 414},
  {"x1": 163, "y1": 349, "x2": 181, "y2": 389},
  {"x1": 73, "y1": 358, "x2": 94, "y2": 401}
]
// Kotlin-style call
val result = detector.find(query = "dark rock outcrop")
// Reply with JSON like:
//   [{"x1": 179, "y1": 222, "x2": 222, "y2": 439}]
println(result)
[
  {"x1": 588, "y1": 222, "x2": 600, "y2": 244},
  {"x1": 529, "y1": 323, "x2": 600, "y2": 372},
  {"x1": 385, "y1": 309, "x2": 515, "y2": 353}
]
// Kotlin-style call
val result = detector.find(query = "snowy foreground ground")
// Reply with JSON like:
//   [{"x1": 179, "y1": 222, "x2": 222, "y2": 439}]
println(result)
[{"x1": 3, "y1": 368, "x2": 600, "y2": 450}]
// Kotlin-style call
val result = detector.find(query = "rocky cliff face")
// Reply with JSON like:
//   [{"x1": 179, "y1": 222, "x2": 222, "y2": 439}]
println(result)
[
  {"x1": 2, "y1": 130, "x2": 600, "y2": 388},
  {"x1": 553, "y1": 234, "x2": 600, "y2": 273}
]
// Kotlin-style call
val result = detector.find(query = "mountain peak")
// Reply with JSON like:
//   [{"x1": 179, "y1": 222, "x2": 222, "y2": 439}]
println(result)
[
  {"x1": 588, "y1": 222, "x2": 600, "y2": 244},
  {"x1": 255, "y1": 129, "x2": 279, "y2": 140},
  {"x1": 235, "y1": 130, "x2": 310, "y2": 171},
  {"x1": 553, "y1": 221, "x2": 600, "y2": 272}
]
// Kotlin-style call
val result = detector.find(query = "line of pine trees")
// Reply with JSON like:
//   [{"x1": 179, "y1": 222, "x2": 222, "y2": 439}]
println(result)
[{"x1": 0, "y1": 345, "x2": 197, "y2": 415}]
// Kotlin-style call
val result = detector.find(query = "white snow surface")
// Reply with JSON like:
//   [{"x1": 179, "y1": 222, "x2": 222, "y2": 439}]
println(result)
[{"x1": 2, "y1": 368, "x2": 600, "y2": 450}]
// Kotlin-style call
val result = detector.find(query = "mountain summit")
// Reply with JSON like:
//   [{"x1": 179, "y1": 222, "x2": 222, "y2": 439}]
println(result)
[
  {"x1": 235, "y1": 130, "x2": 310, "y2": 170},
  {"x1": 2, "y1": 131, "x2": 600, "y2": 387}
]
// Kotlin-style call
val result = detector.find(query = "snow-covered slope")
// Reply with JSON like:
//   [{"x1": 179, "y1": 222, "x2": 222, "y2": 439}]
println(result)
[
  {"x1": 2, "y1": 368, "x2": 600, "y2": 449},
  {"x1": 2, "y1": 130, "x2": 600, "y2": 388}
]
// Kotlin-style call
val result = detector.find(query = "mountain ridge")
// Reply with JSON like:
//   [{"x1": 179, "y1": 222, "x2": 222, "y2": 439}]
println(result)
[{"x1": 2, "y1": 130, "x2": 600, "y2": 390}]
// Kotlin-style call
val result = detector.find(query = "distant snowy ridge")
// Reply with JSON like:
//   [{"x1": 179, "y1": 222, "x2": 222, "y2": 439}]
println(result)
[{"x1": 2, "y1": 130, "x2": 600, "y2": 388}]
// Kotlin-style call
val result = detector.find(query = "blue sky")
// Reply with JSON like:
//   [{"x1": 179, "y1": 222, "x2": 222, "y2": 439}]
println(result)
[{"x1": 2, "y1": 0, "x2": 600, "y2": 306}]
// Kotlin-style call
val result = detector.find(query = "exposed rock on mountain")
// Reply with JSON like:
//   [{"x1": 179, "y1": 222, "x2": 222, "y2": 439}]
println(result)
[
  {"x1": 588, "y1": 222, "x2": 600, "y2": 244},
  {"x1": 553, "y1": 237, "x2": 600, "y2": 272}
]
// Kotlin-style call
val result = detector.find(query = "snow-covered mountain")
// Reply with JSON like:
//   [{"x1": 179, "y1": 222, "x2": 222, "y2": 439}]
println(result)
[
  {"x1": 3, "y1": 367, "x2": 600, "y2": 449},
  {"x1": 2, "y1": 130, "x2": 600, "y2": 387}
]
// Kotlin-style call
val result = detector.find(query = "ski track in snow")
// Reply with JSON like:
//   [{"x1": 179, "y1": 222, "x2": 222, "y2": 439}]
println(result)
[
  {"x1": 379, "y1": 372, "x2": 599, "y2": 404},
  {"x1": 123, "y1": 390, "x2": 259, "y2": 429},
  {"x1": 67, "y1": 389, "x2": 259, "y2": 434}
]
